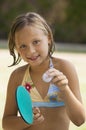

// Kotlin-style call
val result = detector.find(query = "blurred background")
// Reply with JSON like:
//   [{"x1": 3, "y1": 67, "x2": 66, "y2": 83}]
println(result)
[
  {"x1": 0, "y1": 0, "x2": 86, "y2": 44},
  {"x1": 0, "y1": 0, "x2": 86, "y2": 130}
]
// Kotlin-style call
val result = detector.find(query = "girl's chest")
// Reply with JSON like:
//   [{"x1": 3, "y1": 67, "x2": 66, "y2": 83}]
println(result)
[{"x1": 32, "y1": 76, "x2": 50, "y2": 99}]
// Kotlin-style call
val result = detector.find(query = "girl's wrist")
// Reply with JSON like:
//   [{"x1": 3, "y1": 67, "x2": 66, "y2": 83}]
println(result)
[{"x1": 59, "y1": 84, "x2": 69, "y2": 91}]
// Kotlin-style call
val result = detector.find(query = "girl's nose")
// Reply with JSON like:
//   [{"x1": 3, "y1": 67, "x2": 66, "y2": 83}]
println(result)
[{"x1": 27, "y1": 45, "x2": 36, "y2": 54}]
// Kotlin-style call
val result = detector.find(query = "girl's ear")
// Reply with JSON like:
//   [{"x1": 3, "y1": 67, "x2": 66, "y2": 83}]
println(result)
[{"x1": 48, "y1": 35, "x2": 51, "y2": 45}]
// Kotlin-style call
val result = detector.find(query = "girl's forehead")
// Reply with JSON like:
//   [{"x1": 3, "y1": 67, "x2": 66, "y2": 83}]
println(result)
[
  {"x1": 15, "y1": 25, "x2": 48, "y2": 37},
  {"x1": 16, "y1": 25, "x2": 44, "y2": 34},
  {"x1": 15, "y1": 25, "x2": 49, "y2": 43}
]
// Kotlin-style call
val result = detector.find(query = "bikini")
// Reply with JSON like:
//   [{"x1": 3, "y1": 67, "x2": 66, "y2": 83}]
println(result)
[{"x1": 21, "y1": 59, "x2": 65, "y2": 107}]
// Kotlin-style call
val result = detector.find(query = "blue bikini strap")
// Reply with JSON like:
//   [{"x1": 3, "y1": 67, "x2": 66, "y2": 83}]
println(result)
[{"x1": 49, "y1": 58, "x2": 54, "y2": 68}]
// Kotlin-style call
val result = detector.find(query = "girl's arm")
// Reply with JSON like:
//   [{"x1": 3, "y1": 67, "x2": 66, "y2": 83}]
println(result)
[
  {"x1": 49, "y1": 59, "x2": 86, "y2": 126},
  {"x1": 2, "y1": 116, "x2": 31, "y2": 130},
  {"x1": 2, "y1": 108, "x2": 44, "y2": 130},
  {"x1": 2, "y1": 70, "x2": 31, "y2": 130},
  {"x1": 2, "y1": 69, "x2": 44, "y2": 130}
]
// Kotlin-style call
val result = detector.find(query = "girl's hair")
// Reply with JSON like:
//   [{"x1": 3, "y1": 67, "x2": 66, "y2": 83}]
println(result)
[{"x1": 8, "y1": 12, "x2": 55, "y2": 66}]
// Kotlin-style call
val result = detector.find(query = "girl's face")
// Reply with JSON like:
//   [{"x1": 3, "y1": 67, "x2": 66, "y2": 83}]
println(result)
[{"x1": 15, "y1": 25, "x2": 51, "y2": 67}]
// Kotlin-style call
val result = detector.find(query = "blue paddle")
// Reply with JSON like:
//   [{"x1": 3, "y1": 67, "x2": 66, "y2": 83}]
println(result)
[{"x1": 16, "y1": 85, "x2": 33, "y2": 124}]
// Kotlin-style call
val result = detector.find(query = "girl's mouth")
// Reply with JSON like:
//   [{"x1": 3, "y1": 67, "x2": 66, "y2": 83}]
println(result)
[{"x1": 28, "y1": 55, "x2": 40, "y2": 61}]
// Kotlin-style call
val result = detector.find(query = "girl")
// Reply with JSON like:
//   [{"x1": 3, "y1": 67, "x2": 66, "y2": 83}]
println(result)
[{"x1": 2, "y1": 12, "x2": 85, "y2": 130}]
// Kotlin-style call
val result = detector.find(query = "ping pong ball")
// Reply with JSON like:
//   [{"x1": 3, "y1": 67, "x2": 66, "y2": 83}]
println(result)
[{"x1": 42, "y1": 72, "x2": 53, "y2": 83}]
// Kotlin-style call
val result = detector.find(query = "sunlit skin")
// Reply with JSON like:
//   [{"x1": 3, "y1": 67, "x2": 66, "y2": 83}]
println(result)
[{"x1": 2, "y1": 25, "x2": 85, "y2": 130}]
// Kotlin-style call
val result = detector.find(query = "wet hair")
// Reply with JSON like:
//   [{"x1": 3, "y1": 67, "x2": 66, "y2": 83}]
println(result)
[{"x1": 8, "y1": 12, "x2": 55, "y2": 66}]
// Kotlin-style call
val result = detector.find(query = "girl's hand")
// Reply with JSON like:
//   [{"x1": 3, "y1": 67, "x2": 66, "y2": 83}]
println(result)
[
  {"x1": 33, "y1": 107, "x2": 44, "y2": 125},
  {"x1": 48, "y1": 68, "x2": 68, "y2": 90}
]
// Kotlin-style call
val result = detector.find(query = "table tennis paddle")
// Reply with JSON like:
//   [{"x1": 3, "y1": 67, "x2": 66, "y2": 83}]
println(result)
[{"x1": 16, "y1": 85, "x2": 33, "y2": 124}]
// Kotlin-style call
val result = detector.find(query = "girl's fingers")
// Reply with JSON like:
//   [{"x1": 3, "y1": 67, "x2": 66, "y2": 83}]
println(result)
[
  {"x1": 34, "y1": 112, "x2": 41, "y2": 120},
  {"x1": 52, "y1": 75, "x2": 67, "y2": 83},
  {"x1": 33, "y1": 107, "x2": 40, "y2": 114},
  {"x1": 48, "y1": 68, "x2": 63, "y2": 77},
  {"x1": 48, "y1": 68, "x2": 68, "y2": 89},
  {"x1": 33, "y1": 107, "x2": 44, "y2": 121},
  {"x1": 33, "y1": 108, "x2": 44, "y2": 125},
  {"x1": 35, "y1": 114, "x2": 44, "y2": 122}
]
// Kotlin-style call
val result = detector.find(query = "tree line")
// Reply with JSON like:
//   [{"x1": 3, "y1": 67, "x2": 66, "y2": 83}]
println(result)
[{"x1": 0, "y1": 0, "x2": 86, "y2": 43}]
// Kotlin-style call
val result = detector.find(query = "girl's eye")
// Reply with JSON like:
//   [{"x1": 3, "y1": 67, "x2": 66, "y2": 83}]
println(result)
[
  {"x1": 20, "y1": 44, "x2": 26, "y2": 49},
  {"x1": 33, "y1": 40, "x2": 40, "y2": 45}
]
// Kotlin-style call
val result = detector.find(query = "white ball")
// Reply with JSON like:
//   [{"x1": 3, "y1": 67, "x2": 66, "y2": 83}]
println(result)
[{"x1": 42, "y1": 72, "x2": 53, "y2": 83}]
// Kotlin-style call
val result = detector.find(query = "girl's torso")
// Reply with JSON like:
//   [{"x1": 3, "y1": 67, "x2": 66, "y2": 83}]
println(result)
[
  {"x1": 21, "y1": 58, "x2": 65, "y2": 108},
  {"x1": 28, "y1": 107, "x2": 70, "y2": 130},
  {"x1": 16, "y1": 57, "x2": 70, "y2": 130}
]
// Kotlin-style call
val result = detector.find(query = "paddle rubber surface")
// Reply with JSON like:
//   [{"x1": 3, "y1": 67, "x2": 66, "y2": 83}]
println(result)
[{"x1": 16, "y1": 85, "x2": 33, "y2": 124}]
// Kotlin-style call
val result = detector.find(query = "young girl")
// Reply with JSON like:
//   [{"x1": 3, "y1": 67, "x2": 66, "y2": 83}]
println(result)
[{"x1": 2, "y1": 12, "x2": 85, "y2": 130}]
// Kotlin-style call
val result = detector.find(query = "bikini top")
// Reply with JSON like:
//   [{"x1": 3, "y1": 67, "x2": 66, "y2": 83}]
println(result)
[{"x1": 21, "y1": 59, "x2": 65, "y2": 107}]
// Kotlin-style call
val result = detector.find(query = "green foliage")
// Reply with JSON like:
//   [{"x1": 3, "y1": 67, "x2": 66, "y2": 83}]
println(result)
[
  {"x1": 0, "y1": 0, "x2": 86, "y2": 43},
  {"x1": 0, "y1": 0, "x2": 53, "y2": 38},
  {"x1": 54, "y1": 0, "x2": 86, "y2": 43}
]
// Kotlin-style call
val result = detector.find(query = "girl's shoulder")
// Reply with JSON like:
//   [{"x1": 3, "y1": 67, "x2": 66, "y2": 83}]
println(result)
[
  {"x1": 9, "y1": 64, "x2": 29, "y2": 85},
  {"x1": 11, "y1": 64, "x2": 28, "y2": 75},
  {"x1": 52, "y1": 56, "x2": 76, "y2": 74},
  {"x1": 52, "y1": 56, "x2": 79, "y2": 90}
]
